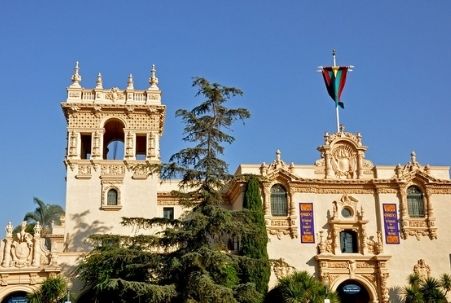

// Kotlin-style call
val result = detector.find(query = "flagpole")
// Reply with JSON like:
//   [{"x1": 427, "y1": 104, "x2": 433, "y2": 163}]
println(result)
[
  {"x1": 332, "y1": 49, "x2": 340, "y2": 132},
  {"x1": 336, "y1": 105, "x2": 340, "y2": 132}
]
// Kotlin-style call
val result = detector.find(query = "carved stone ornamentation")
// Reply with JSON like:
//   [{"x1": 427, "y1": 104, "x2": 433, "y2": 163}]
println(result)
[
  {"x1": 101, "y1": 164, "x2": 126, "y2": 178},
  {"x1": 267, "y1": 217, "x2": 298, "y2": 240},
  {"x1": 413, "y1": 259, "x2": 431, "y2": 280},
  {"x1": 0, "y1": 222, "x2": 54, "y2": 269},
  {"x1": 76, "y1": 164, "x2": 92, "y2": 179},
  {"x1": 271, "y1": 258, "x2": 296, "y2": 280},
  {"x1": 316, "y1": 129, "x2": 374, "y2": 180},
  {"x1": 105, "y1": 87, "x2": 125, "y2": 101},
  {"x1": 330, "y1": 143, "x2": 357, "y2": 179},
  {"x1": 132, "y1": 163, "x2": 152, "y2": 180},
  {"x1": 366, "y1": 231, "x2": 384, "y2": 255}
]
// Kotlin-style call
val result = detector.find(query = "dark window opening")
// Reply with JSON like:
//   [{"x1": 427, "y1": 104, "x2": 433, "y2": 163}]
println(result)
[
  {"x1": 163, "y1": 207, "x2": 174, "y2": 220},
  {"x1": 227, "y1": 236, "x2": 241, "y2": 252},
  {"x1": 135, "y1": 134, "x2": 147, "y2": 160},
  {"x1": 340, "y1": 230, "x2": 358, "y2": 253},
  {"x1": 80, "y1": 133, "x2": 92, "y2": 159},
  {"x1": 271, "y1": 184, "x2": 288, "y2": 216},
  {"x1": 107, "y1": 189, "x2": 118, "y2": 205},
  {"x1": 407, "y1": 186, "x2": 425, "y2": 217}
]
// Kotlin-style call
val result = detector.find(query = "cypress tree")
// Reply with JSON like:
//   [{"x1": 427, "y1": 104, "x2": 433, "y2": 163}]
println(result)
[{"x1": 240, "y1": 175, "x2": 270, "y2": 296}]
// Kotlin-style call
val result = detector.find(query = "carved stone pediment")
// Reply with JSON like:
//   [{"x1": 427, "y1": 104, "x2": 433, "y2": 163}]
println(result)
[
  {"x1": 260, "y1": 149, "x2": 296, "y2": 178},
  {"x1": 316, "y1": 127, "x2": 374, "y2": 180}
]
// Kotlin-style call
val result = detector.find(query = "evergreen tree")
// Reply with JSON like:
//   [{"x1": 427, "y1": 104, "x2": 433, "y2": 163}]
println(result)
[
  {"x1": 240, "y1": 175, "x2": 270, "y2": 295},
  {"x1": 76, "y1": 77, "x2": 268, "y2": 303}
]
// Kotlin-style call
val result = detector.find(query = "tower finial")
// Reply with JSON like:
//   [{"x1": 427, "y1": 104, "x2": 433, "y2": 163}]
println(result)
[
  {"x1": 149, "y1": 64, "x2": 159, "y2": 89},
  {"x1": 96, "y1": 73, "x2": 103, "y2": 89},
  {"x1": 410, "y1": 151, "x2": 417, "y2": 164},
  {"x1": 70, "y1": 61, "x2": 82, "y2": 88},
  {"x1": 127, "y1": 73, "x2": 134, "y2": 90},
  {"x1": 276, "y1": 149, "x2": 281, "y2": 162}
]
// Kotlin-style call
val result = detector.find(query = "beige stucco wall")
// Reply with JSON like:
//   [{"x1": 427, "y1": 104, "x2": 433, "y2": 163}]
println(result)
[{"x1": 64, "y1": 167, "x2": 161, "y2": 250}]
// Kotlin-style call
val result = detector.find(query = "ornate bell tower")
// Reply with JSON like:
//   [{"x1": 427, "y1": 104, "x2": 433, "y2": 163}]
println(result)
[{"x1": 61, "y1": 63, "x2": 165, "y2": 250}]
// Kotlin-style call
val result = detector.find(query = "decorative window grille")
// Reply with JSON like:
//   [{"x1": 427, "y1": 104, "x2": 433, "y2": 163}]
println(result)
[
  {"x1": 340, "y1": 230, "x2": 358, "y2": 253},
  {"x1": 271, "y1": 184, "x2": 288, "y2": 216},
  {"x1": 107, "y1": 189, "x2": 118, "y2": 205},
  {"x1": 407, "y1": 186, "x2": 425, "y2": 217}
]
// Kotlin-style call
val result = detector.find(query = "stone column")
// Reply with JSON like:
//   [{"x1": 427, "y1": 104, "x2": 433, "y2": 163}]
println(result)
[
  {"x1": 2, "y1": 222, "x2": 13, "y2": 267},
  {"x1": 398, "y1": 185, "x2": 408, "y2": 238},
  {"x1": 125, "y1": 131, "x2": 134, "y2": 159},
  {"x1": 148, "y1": 132, "x2": 156, "y2": 159},
  {"x1": 68, "y1": 131, "x2": 78, "y2": 158},
  {"x1": 262, "y1": 183, "x2": 271, "y2": 229},
  {"x1": 288, "y1": 191, "x2": 296, "y2": 217},
  {"x1": 325, "y1": 152, "x2": 334, "y2": 179},
  {"x1": 32, "y1": 223, "x2": 41, "y2": 267},
  {"x1": 357, "y1": 151, "x2": 364, "y2": 179},
  {"x1": 424, "y1": 189, "x2": 437, "y2": 238},
  {"x1": 424, "y1": 189, "x2": 434, "y2": 219}
]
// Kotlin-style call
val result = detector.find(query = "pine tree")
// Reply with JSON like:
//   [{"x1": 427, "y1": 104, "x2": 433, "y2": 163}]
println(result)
[
  {"x1": 76, "y1": 77, "x2": 268, "y2": 303},
  {"x1": 240, "y1": 175, "x2": 270, "y2": 295}
]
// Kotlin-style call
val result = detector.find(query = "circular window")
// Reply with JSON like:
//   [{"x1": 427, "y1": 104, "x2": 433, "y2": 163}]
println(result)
[{"x1": 341, "y1": 207, "x2": 353, "y2": 218}]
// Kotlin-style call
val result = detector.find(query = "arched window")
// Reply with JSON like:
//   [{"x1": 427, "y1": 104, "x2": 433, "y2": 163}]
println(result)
[
  {"x1": 407, "y1": 186, "x2": 425, "y2": 217},
  {"x1": 271, "y1": 184, "x2": 288, "y2": 216},
  {"x1": 340, "y1": 230, "x2": 358, "y2": 253},
  {"x1": 103, "y1": 119, "x2": 125, "y2": 160},
  {"x1": 107, "y1": 189, "x2": 118, "y2": 205}
]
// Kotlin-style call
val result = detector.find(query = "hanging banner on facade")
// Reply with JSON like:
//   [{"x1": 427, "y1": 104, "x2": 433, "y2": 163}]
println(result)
[
  {"x1": 299, "y1": 203, "x2": 315, "y2": 243},
  {"x1": 383, "y1": 203, "x2": 400, "y2": 244}
]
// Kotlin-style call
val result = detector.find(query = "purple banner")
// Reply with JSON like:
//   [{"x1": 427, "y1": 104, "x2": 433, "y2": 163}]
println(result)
[
  {"x1": 383, "y1": 203, "x2": 400, "y2": 244},
  {"x1": 299, "y1": 203, "x2": 315, "y2": 243}
]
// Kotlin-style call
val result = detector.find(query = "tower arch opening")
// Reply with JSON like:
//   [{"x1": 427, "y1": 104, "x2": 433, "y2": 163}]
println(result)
[{"x1": 103, "y1": 119, "x2": 125, "y2": 160}]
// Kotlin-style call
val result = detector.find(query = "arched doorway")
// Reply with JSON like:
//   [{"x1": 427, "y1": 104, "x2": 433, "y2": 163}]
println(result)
[
  {"x1": 1, "y1": 291, "x2": 29, "y2": 303},
  {"x1": 337, "y1": 280, "x2": 370, "y2": 303}
]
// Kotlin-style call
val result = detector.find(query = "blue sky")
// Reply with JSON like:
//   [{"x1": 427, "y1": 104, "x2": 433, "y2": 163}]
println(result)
[{"x1": 0, "y1": 1, "x2": 450, "y2": 226}]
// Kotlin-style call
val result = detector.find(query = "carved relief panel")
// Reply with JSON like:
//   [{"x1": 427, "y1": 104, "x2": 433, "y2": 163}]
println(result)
[{"x1": 316, "y1": 128, "x2": 374, "y2": 180}]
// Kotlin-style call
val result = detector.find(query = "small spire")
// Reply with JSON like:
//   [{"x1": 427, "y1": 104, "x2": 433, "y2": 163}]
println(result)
[
  {"x1": 95, "y1": 73, "x2": 103, "y2": 89},
  {"x1": 149, "y1": 64, "x2": 159, "y2": 89},
  {"x1": 127, "y1": 73, "x2": 134, "y2": 90},
  {"x1": 70, "y1": 61, "x2": 82, "y2": 88},
  {"x1": 410, "y1": 151, "x2": 417, "y2": 164},
  {"x1": 276, "y1": 149, "x2": 281, "y2": 163}
]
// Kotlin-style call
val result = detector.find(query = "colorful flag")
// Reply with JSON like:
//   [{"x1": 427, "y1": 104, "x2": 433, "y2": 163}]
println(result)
[{"x1": 321, "y1": 66, "x2": 348, "y2": 108}]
